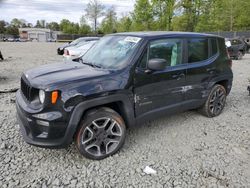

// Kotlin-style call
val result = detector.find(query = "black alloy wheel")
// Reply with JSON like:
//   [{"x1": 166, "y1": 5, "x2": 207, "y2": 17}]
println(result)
[
  {"x1": 200, "y1": 84, "x2": 227, "y2": 117},
  {"x1": 76, "y1": 108, "x2": 126, "y2": 160}
]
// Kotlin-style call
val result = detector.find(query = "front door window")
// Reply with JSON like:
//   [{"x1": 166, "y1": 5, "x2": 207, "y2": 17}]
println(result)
[{"x1": 148, "y1": 39, "x2": 183, "y2": 67}]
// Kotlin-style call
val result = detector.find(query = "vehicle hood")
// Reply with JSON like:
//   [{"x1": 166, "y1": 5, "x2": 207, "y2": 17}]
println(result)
[
  {"x1": 59, "y1": 43, "x2": 70, "y2": 49},
  {"x1": 24, "y1": 61, "x2": 111, "y2": 90},
  {"x1": 68, "y1": 48, "x2": 88, "y2": 56},
  {"x1": 64, "y1": 46, "x2": 76, "y2": 51}
]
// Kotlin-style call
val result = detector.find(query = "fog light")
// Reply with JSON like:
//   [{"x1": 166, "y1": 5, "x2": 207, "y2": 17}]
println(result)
[
  {"x1": 36, "y1": 120, "x2": 49, "y2": 127},
  {"x1": 37, "y1": 132, "x2": 48, "y2": 139},
  {"x1": 33, "y1": 112, "x2": 62, "y2": 121}
]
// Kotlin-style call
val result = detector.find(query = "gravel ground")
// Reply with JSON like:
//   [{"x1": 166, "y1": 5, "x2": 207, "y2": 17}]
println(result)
[{"x1": 0, "y1": 42, "x2": 250, "y2": 188}]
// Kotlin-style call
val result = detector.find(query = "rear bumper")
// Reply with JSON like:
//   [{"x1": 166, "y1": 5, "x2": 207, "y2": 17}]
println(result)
[
  {"x1": 16, "y1": 90, "x2": 72, "y2": 148},
  {"x1": 227, "y1": 78, "x2": 233, "y2": 95}
]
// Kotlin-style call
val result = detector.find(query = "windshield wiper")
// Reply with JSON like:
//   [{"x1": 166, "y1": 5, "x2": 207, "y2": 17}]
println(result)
[{"x1": 81, "y1": 60, "x2": 102, "y2": 68}]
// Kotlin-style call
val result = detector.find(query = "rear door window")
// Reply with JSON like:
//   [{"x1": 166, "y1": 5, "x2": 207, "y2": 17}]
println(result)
[{"x1": 188, "y1": 38, "x2": 209, "y2": 63}]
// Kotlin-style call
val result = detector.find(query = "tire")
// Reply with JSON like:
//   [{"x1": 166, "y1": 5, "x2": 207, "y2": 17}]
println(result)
[
  {"x1": 200, "y1": 84, "x2": 227, "y2": 118},
  {"x1": 236, "y1": 51, "x2": 243, "y2": 60},
  {"x1": 75, "y1": 107, "x2": 126, "y2": 160}
]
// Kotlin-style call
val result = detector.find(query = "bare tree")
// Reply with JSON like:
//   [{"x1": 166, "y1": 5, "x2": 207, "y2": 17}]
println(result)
[{"x1": 85, "y1": 0, "x2": 105, "y2": 33}]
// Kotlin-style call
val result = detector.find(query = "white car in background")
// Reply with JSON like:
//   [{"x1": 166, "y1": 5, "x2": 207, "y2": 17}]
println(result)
[{"x1": 63, "y1": 40, "x2": 99, "y2": 60}]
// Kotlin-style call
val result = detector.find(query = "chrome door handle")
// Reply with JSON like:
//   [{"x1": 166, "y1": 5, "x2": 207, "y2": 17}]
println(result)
[{"x1": 206, "y1": 68, "x2": 216, "y2": 74}]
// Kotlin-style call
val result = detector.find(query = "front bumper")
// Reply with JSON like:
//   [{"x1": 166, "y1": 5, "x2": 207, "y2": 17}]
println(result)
[{"x1": 16, "y1": 90, "x2": 72, "y2": 148}]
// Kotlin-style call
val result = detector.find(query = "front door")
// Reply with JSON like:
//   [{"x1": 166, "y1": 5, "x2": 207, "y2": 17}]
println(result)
[{"x1": 134, "y1": 38, "x2": 187, "y2": 119}]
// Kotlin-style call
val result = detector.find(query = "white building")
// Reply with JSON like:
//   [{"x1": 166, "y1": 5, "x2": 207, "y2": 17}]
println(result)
[{"x1": 19, "y1": 28, "x2": 61, "y2": 42}]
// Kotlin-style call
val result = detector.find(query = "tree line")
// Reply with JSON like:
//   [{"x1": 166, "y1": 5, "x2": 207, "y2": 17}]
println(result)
[{"x1": 1, "y1": 0, "x2": 250, "y2": 36}]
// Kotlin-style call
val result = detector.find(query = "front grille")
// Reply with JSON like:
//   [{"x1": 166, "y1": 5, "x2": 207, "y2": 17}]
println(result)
[{"x1": 21, "y1": 77, "x2": 38, "y2": 102}]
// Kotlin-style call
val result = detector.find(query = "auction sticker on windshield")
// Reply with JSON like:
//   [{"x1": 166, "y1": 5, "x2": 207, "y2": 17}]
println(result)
[{"x1": 124, "y1": 36, "x2": 141, "y2": 43}]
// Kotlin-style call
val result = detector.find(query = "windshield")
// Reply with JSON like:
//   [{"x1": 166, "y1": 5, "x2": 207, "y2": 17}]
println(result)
[
  {"x1": 76, "y1": 40, "x2": 96, "y2": 48},
  {"x1": 81, "y1": 35, "x2": 142, "y2": 69},
  {"x1": 71, "y1": 38, "x2": 84, "y2": 45}
]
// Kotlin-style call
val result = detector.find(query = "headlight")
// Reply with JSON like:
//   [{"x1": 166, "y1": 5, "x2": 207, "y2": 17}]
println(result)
[{"x1": 39, "y1": 90, "x2": 45, "y2": 104}]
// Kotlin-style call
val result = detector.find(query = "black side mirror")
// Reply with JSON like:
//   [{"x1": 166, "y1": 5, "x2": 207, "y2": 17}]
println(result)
[{"x1": 148, "y1": 58, "x2": 167, "y2": 71}]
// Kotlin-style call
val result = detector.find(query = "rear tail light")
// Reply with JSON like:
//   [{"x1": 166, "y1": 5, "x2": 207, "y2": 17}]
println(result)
[
  {"x1": 226, "y1": 49, "x2": 232, "y2": 68},
  {"x1": 64, "y1": 49, "x2": 69, "y2": 56}
]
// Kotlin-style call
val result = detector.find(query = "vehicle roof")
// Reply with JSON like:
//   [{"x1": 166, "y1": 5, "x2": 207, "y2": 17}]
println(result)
[
  {"x1": 78, "y1": 37, "x2": 100, "y2": 40},
  {"x1": 110, "y1": 31, "x2": 222, "y2": 39}
]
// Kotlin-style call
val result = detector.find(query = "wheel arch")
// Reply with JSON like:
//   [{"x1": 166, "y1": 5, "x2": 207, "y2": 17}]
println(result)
[
  {"x1": 215, "y1": 80, "x2": 229, "y2": 94},
  {"x1": 208, "y1": 76, "x2": 232, "y2": 96},
  {"x1": 64, "y1": 94, "x2": 135, "y2": 144}
]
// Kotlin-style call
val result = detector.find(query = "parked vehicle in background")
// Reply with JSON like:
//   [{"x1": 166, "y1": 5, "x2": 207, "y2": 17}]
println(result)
[
  {"x1": 226, "y1": 38, "x2": 247, "y2": 60},
  {"x1": 0, "y1": 50, "x2": 3, "y2": 61},
  {"x1": 63, "y1": 40, "x2": 98, "y2": 60},
  {"x1": 244, "y1": 38, "x2": 250, "y2": 53},
  {"x1": 57, "y1": 37, "x2": 100, "y2": 55},
  {"x1": 48, "y1": 38, "x2": 56, "y2": 42},
  {"x1": 14, "y1": 38, "x2": 21, "y2": 42},
  {"x1": 19, "y1": 38, "x2": 27, "y2": 42},
  {"x1": 16, "y1": 32, "x2": 233, "y2": 160},
  {"x1": 7, "y1": 37, "x2": 15, "y2": 42}
]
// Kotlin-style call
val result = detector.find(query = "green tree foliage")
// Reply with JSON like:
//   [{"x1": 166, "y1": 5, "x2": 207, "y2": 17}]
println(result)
[
  {"x1": 1, "y1": 0, "x2": 250, "y2": 36},
  {"x1": 40, "y1": 20, "x2": 46, "y2": 28},
  {"x1": 59, "y1": 19, "x2": 90, "y2": 34},
  {"x1": 60, "y1": 19, "x2": 77, "y2": 34},
  {"x1": 0, "y1": 18, "x2": 26, "y2": 35},
  {"x1": 35, "y1": 20, "x2": 43, "y2": 28},
  {"x1": 132, "y1": 0, "x2": 154, "y2": 31},
  {"x1": 116, "y1": 16, "x2": 132, "y2": 32},
  {"x1": 0, "y1": 20, "x2": 7, "y2": 34},
  {"x1": 152, "y1": 0, "x2": 176, "y2": 30},
  {"x1": 85, "y1": 0, "x2": 105, "y2": 33},
  {"x1": 34, "y1": 20, "x2": 46, "y2": 28},
  {"x1": 5, "y1": 25, "x2": 18, "y2": 35},
  {"x1": 100, "y1": 6, "x2": 117, "y2": 34},
  {"x1": 173, "y1": 0, "x2": 250, "y2": 32},
  {"x1": 79, "y1": 24, "x2": 91, "y2": 34},
  {"x1": 79, "y1": 16, "x2": 92, "y2": 34},
  {"x1": 47, "y1": 22, "x2": 60, "y2": 31}
]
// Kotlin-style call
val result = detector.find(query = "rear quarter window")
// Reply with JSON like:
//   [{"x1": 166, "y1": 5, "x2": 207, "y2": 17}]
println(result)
[{"x1": 210, "y1": 38, "x2": 218, "y2": 57}]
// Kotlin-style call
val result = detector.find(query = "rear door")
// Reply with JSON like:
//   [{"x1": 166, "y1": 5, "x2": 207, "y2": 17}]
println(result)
[
  {"x1": 134, "y1": 38, "x2": 187, "y2": 117},
  {"x1": 185, "y1": 37, "x2": 219, "y2": 107}
]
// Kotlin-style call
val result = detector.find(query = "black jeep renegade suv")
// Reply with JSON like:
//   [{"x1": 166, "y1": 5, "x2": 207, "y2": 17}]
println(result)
[{"x1": 16, "y1": 32, "x2": 233, "y2": 160}]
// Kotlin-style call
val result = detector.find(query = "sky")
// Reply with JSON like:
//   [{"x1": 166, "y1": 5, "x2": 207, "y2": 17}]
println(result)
[{"x1": 0, "y1": 0, "x2": 135, "y2": 24}]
